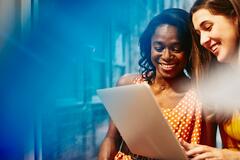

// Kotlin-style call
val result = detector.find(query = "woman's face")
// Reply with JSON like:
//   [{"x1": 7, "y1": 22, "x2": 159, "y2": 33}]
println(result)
[
  {"x1": 192, "y1": 8, "x2": 238, "y2": 63},
  {"x1": 151, "y1": 24, "x2": 187, "y2": 79}
]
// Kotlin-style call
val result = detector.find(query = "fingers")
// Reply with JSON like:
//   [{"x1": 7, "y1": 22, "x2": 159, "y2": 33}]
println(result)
[
  {"x1": 179, "y1": 139, "x2": 188, "y2": 150},
  {"x1": 191, "y1": 152, "x2": 216, "y2": 160},
  {"x1": 179, "y1": 139, "x2": 196, "y2": 151},
  {"x1": 186, "y1": 145, "x2": 210, "y2": 156},
  {"x1": 187, "y1": 147, "x2": 223, "y2": 160},
  {"x1": 179, "y1": 140, "x2": 218, "y2": 160}
]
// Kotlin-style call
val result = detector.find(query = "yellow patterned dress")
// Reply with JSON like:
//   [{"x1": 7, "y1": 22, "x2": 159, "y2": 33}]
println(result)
[
  {"x1": 220, "y1": 111, "x2": 240, "y2": 150},
  {"x1": 114, "y1": 76, "x2": 202, "y2": 160}
]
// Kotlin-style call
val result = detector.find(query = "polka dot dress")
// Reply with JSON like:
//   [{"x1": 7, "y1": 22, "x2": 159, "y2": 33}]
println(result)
[
  {"x1": 161, "y1": 89, "x2": 202, "y2": 144},
  {"x1": 114, "y1": 75, "x2": 202, "y2": 160}
]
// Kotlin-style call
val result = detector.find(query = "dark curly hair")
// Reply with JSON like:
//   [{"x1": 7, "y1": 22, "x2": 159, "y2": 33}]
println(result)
[{"x1": 138, "y1": 8, "x2": 192, "y2": 84}]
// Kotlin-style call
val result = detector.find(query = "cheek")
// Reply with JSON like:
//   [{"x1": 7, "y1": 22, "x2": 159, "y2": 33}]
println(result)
[
  {"x1": 151, "y1": 50, "x2": 160, "y2": 60},
  {"x1": 177, "y1": 54, "x2": 187, "y2": 64},
  {"x1": 228, "y1": 33, "x2": 238, "y2": 44},
  {"x1": 150, "y1": 51, "x2": 157, "y2": 65},
  {"x1": 219, "y1": 23, "x2": 237, "y2": 41},
  {"x1": 221, "y1": 32, "x2": 238, "y2": 52}
]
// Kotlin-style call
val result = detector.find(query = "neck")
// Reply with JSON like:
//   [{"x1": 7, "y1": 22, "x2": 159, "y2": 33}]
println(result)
[{"x1": 152, "y1": 72, "x2": 191, "y2": 93}]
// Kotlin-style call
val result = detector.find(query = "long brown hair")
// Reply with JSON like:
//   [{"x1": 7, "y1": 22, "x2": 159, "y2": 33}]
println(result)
[{"x1": 190, "y1": 0, "x2": 240, "y2": 85}]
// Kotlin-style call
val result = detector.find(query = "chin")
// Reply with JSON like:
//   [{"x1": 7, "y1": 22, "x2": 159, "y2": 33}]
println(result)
[
  {"x1": 217, "y1": 54, "x2": 231, "y2": 63},
  {"x1": 161, "y1": 73, "x2": 176, "y2": 79},
  {"x1": 216, "y1": 56, "x2": 226, "y2": 63},
  {"x1": 219, "y1": 48, "x2": 238, "y2": 63}
]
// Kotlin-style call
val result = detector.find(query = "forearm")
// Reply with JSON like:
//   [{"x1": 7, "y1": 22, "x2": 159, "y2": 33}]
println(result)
[
  {"x1": 222, "y1": 149, "x2": 240, "y2": 160},
  {"x1": 201, "y1": 108, "x2": 217, "y2": 146},
  {"x1": 98, "y1": 136, "x2": 120, "y2": 160},
  {"x1": 98, "y1": 121, "x2": 122, "y2": 160}
]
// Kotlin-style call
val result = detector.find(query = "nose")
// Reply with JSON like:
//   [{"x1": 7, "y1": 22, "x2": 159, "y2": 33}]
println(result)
[
  {"x1": 161, "y1": 48, "x2": 172, "y2": 60},
  {"x1": 200, "y1": 32, "x2": 210, "y2": 47}
]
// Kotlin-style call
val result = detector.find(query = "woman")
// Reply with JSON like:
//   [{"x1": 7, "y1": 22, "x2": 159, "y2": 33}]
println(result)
[
  {"x1": 181, "y1": 0, "x2": 240, "y2": 159},
  {"x1": 98, "y1": 8, "x2": 214, "y2": 160}
]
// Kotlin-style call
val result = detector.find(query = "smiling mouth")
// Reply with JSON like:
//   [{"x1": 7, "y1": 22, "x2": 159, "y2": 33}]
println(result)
[
  {"x1": 160, "y1": 63, "x2": 176, "y2": 70},
  {"x1": 210, "y1": 43, "x2": 220, "y2": 55}
]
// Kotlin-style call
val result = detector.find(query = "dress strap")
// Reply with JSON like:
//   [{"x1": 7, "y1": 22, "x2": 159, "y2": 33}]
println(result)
[{"x1": 118, "y1": 139, "x2": 124, "y2": 151}]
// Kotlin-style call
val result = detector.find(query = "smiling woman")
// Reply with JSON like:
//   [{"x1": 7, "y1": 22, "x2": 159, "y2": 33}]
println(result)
[
  {"x1": 98, "y1": 8, "x2": 215, "y2": 160},
  {"x1": 192, "y1": 8, "x2": 238, "y2": 63},
  {"x1": 181, "y1": 0, "x2": 240, "y2": 159},
  {"x1": 151, "y1": 24, "x2": 187, "y2": 79}
]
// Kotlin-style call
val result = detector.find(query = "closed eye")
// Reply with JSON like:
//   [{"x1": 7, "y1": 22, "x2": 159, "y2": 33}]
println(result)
[
  {"x1": 170, "y1": 45, "x2": 183, "y2": 53},
  {"x1": 205, "y1": 25, "x2": 212, "y2": 31},
  {"x1": 195, "y1": 30, "x2": 200, "y2": 35},
  {"x1": 152, "y1": 42, "x2": 165, "y2": 52},
  {"x1": 171, "y1": 47, "x2": 182, "y2": 53},
  {"x1": 154, "y1": 46, "x2": 165, "y2": 52},
  {"x1": 201, "y1": 22, "x2": 213, "y2": 32}
]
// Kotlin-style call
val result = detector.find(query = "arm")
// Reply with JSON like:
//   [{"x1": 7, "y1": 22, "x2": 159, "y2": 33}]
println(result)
[
  {"x1": 98, "y1": 120, "x2": 122, "y2": 160},
  {"x1": 179, "y1": 107, "x2": 218, "y2": 159},
  {"x1": 181, "y1": 141, "x2": 240, "y2": 160},
  {"x1": 181, "y1": 108, "x2": 238, "y2": 160},
  {"x1": 200, "y1": 107, "x2": 217, "y2": 147},
  {"x1": 98, "y1": 74, "x2": 139, "y2": 160}
]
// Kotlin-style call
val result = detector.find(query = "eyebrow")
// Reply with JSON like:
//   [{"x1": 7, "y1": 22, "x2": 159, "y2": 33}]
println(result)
[
  {"x1": 194, "y1": 20, "x2": 211, "y2": 35},
  {"x1": 152, "y1": 41, "x2": 163, "y2": 45},
  {"x1": 152, "y1": 41, "x2": 180, "y2": 45}
]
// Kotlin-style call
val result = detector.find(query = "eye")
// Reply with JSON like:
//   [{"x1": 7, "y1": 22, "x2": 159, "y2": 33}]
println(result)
[
  {"x1": 206, "y1": 26, "x2": 212, "y2": 31},
  {"x1": 203, "y1": 23, "x2": 212, "y2": 31},
  {"x1": 154, "y1": 45, "x2": 165, "y2": 52},
  {"x1": 170, "y1": 45, "x2": 183, "y2": 53},
  {"x1": 195, "y1": 30, "x2": 200, "y2": 35}
]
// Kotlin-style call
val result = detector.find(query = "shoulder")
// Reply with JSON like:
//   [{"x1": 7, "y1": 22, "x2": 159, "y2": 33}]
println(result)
[{"x1": 116, "y1": 73, "x2": 143, "y2": 86}]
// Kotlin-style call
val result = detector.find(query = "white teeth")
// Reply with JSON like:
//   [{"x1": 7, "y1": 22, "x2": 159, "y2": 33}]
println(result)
[
  {"x1": 212, "y1": 45, "x2": 217, "y2": 51},
  {"x1": 161, "y1": 64, "x2": 175, "y2": 69},
  {"x1": 210, "y1": 43, "x2": 219, "y2": 52}
]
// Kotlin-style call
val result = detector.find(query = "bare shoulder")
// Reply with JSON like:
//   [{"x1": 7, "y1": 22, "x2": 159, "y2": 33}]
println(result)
[{"x1": 116, "y1": 73, "x2": 141, "y2": 86}]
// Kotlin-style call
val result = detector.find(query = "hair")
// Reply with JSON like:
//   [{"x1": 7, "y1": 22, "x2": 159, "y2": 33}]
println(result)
[
  {"x1": 138, "y1": 8, "x2": 192, "y2": 84},
  {"x1": 190, "y1": 0, "x2": 240, "y2": 84}
]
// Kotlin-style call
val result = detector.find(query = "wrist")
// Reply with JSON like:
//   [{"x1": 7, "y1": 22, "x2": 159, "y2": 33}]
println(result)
[{"x1": 221, "y1": 149, "x2": 240, "y2": 160}]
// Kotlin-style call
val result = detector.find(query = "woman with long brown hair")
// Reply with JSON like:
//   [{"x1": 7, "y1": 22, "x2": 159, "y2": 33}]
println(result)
[{"x1": 182, "y1": 0, "x2": 240, "y2": 159}]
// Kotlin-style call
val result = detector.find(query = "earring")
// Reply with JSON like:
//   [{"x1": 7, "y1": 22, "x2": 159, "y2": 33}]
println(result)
[{"x1": 183, "y1": 68, "x2": 191, "y2": 79}]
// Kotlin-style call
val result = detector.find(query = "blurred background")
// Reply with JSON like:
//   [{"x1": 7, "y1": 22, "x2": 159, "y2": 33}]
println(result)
[{"x1": 0, "y1": 0, "x2": 194, "y2": 159}]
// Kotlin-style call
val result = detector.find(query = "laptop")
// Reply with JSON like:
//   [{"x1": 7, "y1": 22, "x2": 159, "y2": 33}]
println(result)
[{"x1": 97, "y1": 83, "x2": 188, "y2": 160}]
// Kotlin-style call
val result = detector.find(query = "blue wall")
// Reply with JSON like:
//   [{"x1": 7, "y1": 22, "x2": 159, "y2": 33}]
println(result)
[{"x1": 0, "y1": 0, "x2": 190, "y2": 159}]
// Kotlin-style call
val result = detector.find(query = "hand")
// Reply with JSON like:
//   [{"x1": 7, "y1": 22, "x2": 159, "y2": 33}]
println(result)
[{"x1": 180, "y1": 140, "x2": 224, "y2": 160}]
